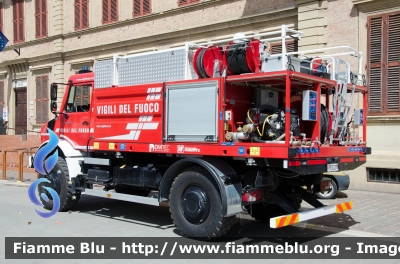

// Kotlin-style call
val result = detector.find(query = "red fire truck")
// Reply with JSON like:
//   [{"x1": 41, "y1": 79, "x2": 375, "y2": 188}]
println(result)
[{"x1": 37, "y1": 25, "x2": 370, "y2": 238}]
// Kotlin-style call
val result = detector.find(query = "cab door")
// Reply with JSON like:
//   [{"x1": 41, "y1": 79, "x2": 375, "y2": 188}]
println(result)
[{"x1": 59, "y1": 84, "x2": 92, "y2": 150}]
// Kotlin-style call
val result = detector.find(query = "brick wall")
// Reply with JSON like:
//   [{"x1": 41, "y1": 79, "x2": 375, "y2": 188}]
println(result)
[
  {"x1": 0, "y1": 135, "x2": 41, "y2": 174},
  {"x1": 326, "y1": 0, "x2": 359, "y2": 69}
]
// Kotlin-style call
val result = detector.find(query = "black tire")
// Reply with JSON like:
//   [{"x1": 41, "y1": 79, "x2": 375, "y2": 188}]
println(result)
[
  {"x1": 169, "y1": 167, "x2": 236, "y2": 238},
  {"x1": 315, "y1": 179, "x2": 338, "y2": 199},
  {"x1": 38, "y1": 157, "x2": 80, "y2": 211},
  {"x1": 249, "y1": 203, "x2": 287, "y2": 222}
]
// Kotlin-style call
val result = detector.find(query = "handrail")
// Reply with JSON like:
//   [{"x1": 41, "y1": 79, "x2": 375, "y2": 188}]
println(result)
[
  {"x1": 0, "y1": 127, "x2": 41, "y2": 135},
  {"x1": 188, "y1": 25, "x2": 363, "y2": 80}
]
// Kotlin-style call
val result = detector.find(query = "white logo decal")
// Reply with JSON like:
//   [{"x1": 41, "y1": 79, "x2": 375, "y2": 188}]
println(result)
[
  {"x1": 177, "y1": 145, "x2": 185, "y2": 153},
  {"x1": 184, "y1": 147, "x2": 201, "y2": 153},
  {"x1": 149, "y1": 144, "x2": 170, "y2": 152},
  {"x1": 177, "y1": 145, "x2": 200, "y2": 153}
]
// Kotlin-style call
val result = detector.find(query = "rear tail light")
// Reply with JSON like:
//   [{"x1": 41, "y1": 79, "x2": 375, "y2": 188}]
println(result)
[{"x1": 242, "y1": 189, "x2": 263, "y2": 203}]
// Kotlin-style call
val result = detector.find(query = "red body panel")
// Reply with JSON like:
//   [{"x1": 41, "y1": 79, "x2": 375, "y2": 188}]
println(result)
[{"x1": 91, "y1": 83, "x2": 164, "y2": 146}]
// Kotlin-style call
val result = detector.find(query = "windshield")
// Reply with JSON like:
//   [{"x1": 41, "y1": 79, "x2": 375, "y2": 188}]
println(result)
[{"x1": 65, "y1": 84, "x2": 92, "y2": 113}]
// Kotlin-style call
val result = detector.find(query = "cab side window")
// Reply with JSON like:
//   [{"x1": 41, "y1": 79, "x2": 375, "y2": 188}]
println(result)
[{"x1": 66, "y1": 85, "x2": 92, "y2": 113}]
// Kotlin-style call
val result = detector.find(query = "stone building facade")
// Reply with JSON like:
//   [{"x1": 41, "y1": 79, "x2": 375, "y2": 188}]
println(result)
[{"x1": 0, "y1": 0, "x2": 398, "y2": 193}]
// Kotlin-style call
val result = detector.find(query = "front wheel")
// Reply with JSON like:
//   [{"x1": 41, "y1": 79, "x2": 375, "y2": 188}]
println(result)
[
  {"x1": 169, "y1": 167, "x2": 236, "y2": 238},
  {"x1": 38, "y1": 157, "x2": 80, "y2": 211}
]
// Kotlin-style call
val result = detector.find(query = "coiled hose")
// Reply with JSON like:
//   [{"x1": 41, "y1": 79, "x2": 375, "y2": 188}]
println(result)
[{"x1": 226, "y1": 42, "x2": 252, "y2": 75}]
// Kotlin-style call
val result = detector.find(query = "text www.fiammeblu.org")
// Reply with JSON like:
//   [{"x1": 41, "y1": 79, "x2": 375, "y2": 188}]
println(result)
[{"x1": 122, "y1": 242, "x2": 341, "y2": 256}]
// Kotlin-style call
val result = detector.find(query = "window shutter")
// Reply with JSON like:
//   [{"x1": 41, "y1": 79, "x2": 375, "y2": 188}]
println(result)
[
  {"x1": 388, "y1": 14, "x2": 400, "y2": 63},
  {"x1": 35, "y1": 0, "x2": 40, "y2": 37},
  {"x1": 270, "y1": 43, "x2": 282, "y2": 54},
  {"x1": 179, "y1": 0, "x2": 199, "y2": 6},
  {"x1": 0, "y1": 2, "x2": 3, "y2": 32},
  {"x1": 41, "y1": 76, "x2": 47, "y2": 100},
  {"x1": 82, "y1": 1, "x2": 88, "y2": 28},
  {"x1": 369, "y1": 68, "x2": 382, "y2": 111},
  {"x1": 42, "y1": 76, "x2": 48, "y2": 121},
  {"x1": 13, "y1": 1, "x2": 18, "y2": 42},
  {"x1": 36, "y1": 77, "x2": 42, "y2": 122},
  {"x1": 286, "y1": 41, "x2": 298, "y2": 53},
  {"x1": 387, "y1": 14, "x2": 400, "y2": 111},
  {"x1": 368, "y1": 12, "x2": 400, "y2": 115},
  {"x1": 387, "y1": 66, "x2": 399, "y2": 111},
  {"x1": 368, "y1": 16, "x2": 383, "y2": 112},
  {"x1": 74, "y1": 0, "x2": 81, "y2": 29},
  {"x1": 18, "y1": 0, "x2": 23, "y2": 42},
  {"x1": 111, "y1": 0, "x2": 118, "y2": 21},
  {"x1": 42, "y1": 100, "x2": 48, "y2": 122},
  {"x1": 18, "y1": 19, "x2": 24, "y2": 42},
  {"x1": 75, "y1": 86, "x2": 82, "y2": 106},
  {"x1": 82, "y1": 86, "x2": 90, "y2": 105},
  {"x1": 36, "y1": 76, "x2": 49, "y2": 122},
  {"x1": 103, "y1": 0, "x2": 109, "y2": 23},
  {"x1": 270, "y1": 41, "x2": 298, "y2": 55},
  {"x1": 42, "y1": 0, "x2": 47, "y2": 36},
  {"x1": 143, "y1": 0, "x2": 150, "y2": 14},
  {"x1": 134, "y1": 0, "x2": 150, "y2": 17},
  {"x1": 134, "y1": 0, "x2": 141, "y2": 17},
  {"x1": 369, "y1": 17, "x2": 382, "y2": 64},
  {"x1": 179, "y1": 0, "x2": 188, "y2": 6}
]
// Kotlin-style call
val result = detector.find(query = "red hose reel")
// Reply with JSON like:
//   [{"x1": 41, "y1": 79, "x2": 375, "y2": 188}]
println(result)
[{"x1": 193, "y1": 39, "x2": 262, "y2": 78}]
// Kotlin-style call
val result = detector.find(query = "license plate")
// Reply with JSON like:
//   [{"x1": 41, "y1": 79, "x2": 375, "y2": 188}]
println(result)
[{"x1": 327, "y1": 163, "x2": 339, "y2": 172}]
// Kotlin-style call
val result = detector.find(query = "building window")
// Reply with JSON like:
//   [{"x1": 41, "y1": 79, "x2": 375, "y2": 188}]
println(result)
[
  {"x1": 36, "y1": 76, "x2": 48, "y2": 123},
  {"x1": 74, "y1": 0, "x2": 89, "y2": 30},
  {"x1": 368, "y1": 11, "x2": 400, "y2": 115},
  {"x1": 178, "y1": 0, "x2": 200, "y2": 7},
  {"x1": 367, "y1": 168, "x2": 400, "y2": 184},
  {"x1": 0, "y1": 2, "x2": 3, "y2": 32},
  {"x1": 270, "y1": 40, "x2": 298, "y2": 55},
  {"x1": 103, "y1": 0, "x2": 118, "y2": 24},
  {"x1": 35, "y1": 0, "x2": 47, "y2": 38},
  {"x1": 133, "y1": 0, "x2": 151, "y2": 17},
  {"x1": 13, "y1": 0, "x2": 24, "y2": 43}
]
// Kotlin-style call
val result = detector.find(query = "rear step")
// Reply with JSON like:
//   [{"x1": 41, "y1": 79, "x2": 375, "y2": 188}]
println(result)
[{"x1": 270, "y1": 201, "x2": 353, "y2": 228}]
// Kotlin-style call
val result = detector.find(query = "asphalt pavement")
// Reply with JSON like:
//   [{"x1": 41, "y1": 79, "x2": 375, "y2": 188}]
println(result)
[{"x1": 4, "y1": 169, "x2": 400, "y2": 237}]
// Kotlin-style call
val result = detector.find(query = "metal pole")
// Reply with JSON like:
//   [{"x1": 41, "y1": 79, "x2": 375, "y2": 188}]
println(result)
[
  {"x1": 2, "y1": 151, "x2": 6, "y2": 180},
  {"x1": 18, "y1": 151, "x2": 23, "y2": 182}
]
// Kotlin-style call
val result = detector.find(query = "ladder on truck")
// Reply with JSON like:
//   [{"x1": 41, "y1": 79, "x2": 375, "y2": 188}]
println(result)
[{"x1": 329, "y1": 78, "x2": 356, "y2": 145}]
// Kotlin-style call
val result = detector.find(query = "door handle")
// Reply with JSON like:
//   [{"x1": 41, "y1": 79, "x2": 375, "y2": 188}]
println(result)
[{"x1": 82, "y1": 121, "x2": 89, "y2": 126}]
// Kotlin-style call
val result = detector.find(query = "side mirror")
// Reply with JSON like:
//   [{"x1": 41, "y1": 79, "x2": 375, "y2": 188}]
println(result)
[
  {"x1": 51, "y1": 101, "x2": 57, "y2": 112},
  {"x1": 50, "y1": 83, "x2": 58, "y2": 101}
]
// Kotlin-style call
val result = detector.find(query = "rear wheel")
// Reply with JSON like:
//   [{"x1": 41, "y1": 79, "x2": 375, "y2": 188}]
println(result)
[
  {"x1": 169, "y1": 167, "x2": 236, "y2": 238},
  {"x1": 38, "y1": 157, "x2": 80, "y2": 211}
]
